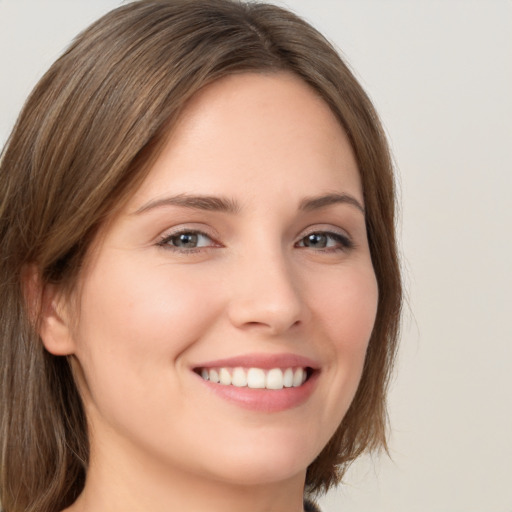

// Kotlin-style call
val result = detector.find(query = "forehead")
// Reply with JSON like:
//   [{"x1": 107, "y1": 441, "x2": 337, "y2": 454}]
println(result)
[{"x1": 129, "y1": 71, "x2": 362, "y2": 210}]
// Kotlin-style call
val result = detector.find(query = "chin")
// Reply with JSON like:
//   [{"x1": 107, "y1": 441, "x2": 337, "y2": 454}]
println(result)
[
  {"x1": 205, "y1": 454, "x2": 308, "y2": 488},
  {"x1": 187, "y1": 426, "x2": 324, "y2": 487}
]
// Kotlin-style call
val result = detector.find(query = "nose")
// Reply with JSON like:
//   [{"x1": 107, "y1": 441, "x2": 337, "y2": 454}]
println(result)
[{"x1": 226, "y1": 249, "x2": 306, "y2": 335}]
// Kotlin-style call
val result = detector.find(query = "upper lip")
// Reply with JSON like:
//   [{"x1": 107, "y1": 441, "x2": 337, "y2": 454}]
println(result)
[{"x1": 192, "y1": 352, "x2": 320, "y2": 371}]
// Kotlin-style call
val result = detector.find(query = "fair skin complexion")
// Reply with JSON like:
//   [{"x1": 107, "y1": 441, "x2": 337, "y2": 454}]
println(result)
[{"x1": 41, "y1": 72, "x2": 378, "y2": 512}]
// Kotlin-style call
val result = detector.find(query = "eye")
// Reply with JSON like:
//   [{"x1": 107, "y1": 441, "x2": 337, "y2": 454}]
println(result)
[
  {"x1": 158, "y1": 230, "x2": 216, "y2": 251},
  {"x1": 296, "y1": 231, "x2": 353, "y2": 251}
]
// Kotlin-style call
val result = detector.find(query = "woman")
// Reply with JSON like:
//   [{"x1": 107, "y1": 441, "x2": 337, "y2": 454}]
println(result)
[{"x1": 0, "y1": 1, "x2": 401, "y2": 511}]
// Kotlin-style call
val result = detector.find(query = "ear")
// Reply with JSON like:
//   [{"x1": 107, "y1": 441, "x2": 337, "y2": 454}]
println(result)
[{"x1": 22, "y1": 265, "x2": 77, "y2": 356}]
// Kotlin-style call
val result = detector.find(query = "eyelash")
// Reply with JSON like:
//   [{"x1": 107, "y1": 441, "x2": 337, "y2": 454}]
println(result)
[
  {"x1": 157, "y1": 229, "x2": 219, "y2": 253},
  {"x1": 296, "y1": 231, "x2": 354, "y2": 252},
  {"x1": 157, "y1": 229, "x2": 353, "y2": 253}
]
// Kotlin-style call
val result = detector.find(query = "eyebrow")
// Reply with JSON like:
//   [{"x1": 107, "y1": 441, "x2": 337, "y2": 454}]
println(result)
[
  {"x1": 299, "y1": 193, "x2": 365, "y2": 214},
  {"x1": 133, "y1": 192, "x2": 364, "y2": 215},
  {"x1": 133, "y1": 193, "x2": 240, "y2": 215}
]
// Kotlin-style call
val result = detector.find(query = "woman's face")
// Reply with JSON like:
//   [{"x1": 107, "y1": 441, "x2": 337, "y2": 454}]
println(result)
[{"x1": 53, "y1": 72, "x2": 378, "y2": 489}]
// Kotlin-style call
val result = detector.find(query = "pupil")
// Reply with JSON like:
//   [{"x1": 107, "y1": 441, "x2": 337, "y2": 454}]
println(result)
[
  {"x1": 178, "y1": 233, "x2": 197, "y2": 247},
  {"x1": 306, "y1": 233, "x2": 326, "y2": 248}
]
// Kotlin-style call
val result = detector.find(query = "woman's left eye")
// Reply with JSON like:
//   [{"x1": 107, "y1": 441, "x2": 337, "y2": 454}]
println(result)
[
  {"x1": 158, "y1": 231, "x2": 215, "y2": 250},
  {"x1": 296, "y1": 231, "x2": 353, "y2": 251}
]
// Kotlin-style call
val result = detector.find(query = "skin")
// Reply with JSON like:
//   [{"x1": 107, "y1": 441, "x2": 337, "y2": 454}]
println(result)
[{"x1": 41, "y1": 72, "x2": 378, "y2": 512}]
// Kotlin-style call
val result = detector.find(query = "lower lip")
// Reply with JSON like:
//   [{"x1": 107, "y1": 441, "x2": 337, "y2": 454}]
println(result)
[{"x1": 194, "y1": 371, "x2": 319, "y2": 413}]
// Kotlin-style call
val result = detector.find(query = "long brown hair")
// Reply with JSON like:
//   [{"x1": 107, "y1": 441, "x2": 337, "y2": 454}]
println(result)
[{"x1": 0, "y1": 1, "x2": 401, "y2": 510}]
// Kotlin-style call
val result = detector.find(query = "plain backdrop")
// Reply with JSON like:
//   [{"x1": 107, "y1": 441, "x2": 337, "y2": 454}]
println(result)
[{"x1": 1, "y1": 1, "x2": 511, "y2": 511}]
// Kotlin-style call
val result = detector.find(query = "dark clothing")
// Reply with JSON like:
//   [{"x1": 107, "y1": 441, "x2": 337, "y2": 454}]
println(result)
[{"x1": 304, "y1": 498, "x2": 321, "y2": 512}]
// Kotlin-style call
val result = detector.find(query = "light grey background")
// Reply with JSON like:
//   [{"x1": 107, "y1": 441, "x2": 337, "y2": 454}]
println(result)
[{"x1": 1, "y1": 1, "x2": 511, "y2": 511}]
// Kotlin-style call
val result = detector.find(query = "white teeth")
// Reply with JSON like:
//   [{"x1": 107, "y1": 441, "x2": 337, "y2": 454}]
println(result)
[
  {"x1": 199, "y1": 367, "x2": 310, "y2": 390},
  {"x1": 266, "y1": 368, "x2": 284, "y2": 390},
  {"x1": 283, "y1": 368, "x2": 294, "y2": 388},
  {"x1": 232, "y1": 367, "x2": 247, "y2": 387},
  {"x1": 219, "y1": 368, "x2": 231, "y2": 385},
  {"x1": 292, "y1": 368, "x2": 304, "y2": 387},
  {"x1": 247, "y1": 368, "x2": 266, "y2": 389}
]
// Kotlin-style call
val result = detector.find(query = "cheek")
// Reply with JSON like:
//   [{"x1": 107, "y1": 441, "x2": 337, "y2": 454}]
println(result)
[
  {"x1": 293, "y1": 262, "x2": 378, "y2": 454},
  {"x1": 306, "y1": 262, "x2": 378, "y2": 415},
  {"x1": 72, "y1": 254, "x2": 224, "y2": 400},
  {"x1": 310, "y1": 263, "x2": 378, "y2": 355},
  {"x1": 78, "y1": 256, "x2": 221, "y2": 352}
]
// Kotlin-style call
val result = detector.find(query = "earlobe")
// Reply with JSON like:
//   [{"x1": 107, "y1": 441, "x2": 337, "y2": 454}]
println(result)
[{"x1": 22, "y1": 265, "x2": 77, "y2": 356}]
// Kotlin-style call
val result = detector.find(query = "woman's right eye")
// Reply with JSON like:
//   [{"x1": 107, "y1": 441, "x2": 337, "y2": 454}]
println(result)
[{"x1": 157, "y1": 230, "x2": 216, "y2": 251}]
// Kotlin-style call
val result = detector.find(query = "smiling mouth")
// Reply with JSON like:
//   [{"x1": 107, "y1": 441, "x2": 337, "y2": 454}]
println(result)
[{"x1": 194, "y1": 367, "x2": 314, "y2": 390}]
